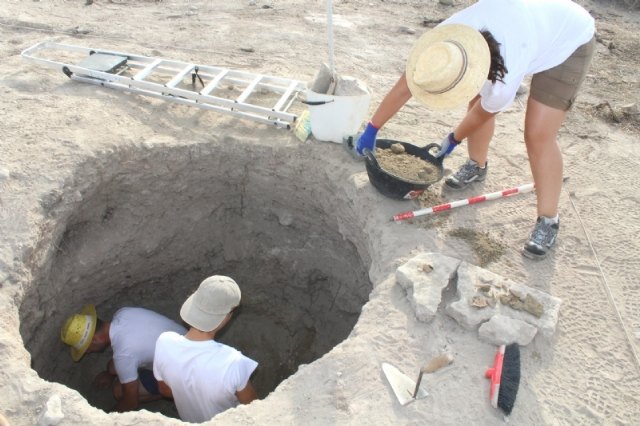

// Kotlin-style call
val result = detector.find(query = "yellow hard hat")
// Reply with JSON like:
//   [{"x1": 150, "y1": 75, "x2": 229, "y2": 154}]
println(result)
[{"x1": 60, "y1": 304, "x2": 97, "y2": 362}]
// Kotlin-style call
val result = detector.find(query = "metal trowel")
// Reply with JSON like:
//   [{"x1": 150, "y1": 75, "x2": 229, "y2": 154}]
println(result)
[{"x1": 382, "y1": 354, "x2": 454, "y2": 406}]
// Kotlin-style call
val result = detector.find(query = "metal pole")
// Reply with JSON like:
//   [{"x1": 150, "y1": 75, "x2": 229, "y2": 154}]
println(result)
[{"x1": 326, "y1": 0, "x2": 336, "y2": 78}]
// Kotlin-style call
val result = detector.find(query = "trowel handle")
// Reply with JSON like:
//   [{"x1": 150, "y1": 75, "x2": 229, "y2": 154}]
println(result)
[
  {"x1": 412, "y1": 354, "x2": 454, "y2": 399},
  {"x1": 422, "y1": 353, "x2": 454, "y2": 373}
]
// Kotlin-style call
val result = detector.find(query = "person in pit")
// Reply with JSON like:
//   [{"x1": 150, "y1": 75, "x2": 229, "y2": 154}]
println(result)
[
  {"x1": 153, "y1": 275, "x2": 258, "y2": 423},
  {"x1": 60, "y1": 304, "x2": 186, "y2": 412},
  {"x1": 355, "y1": 0, "x2": 595, "y2": 259}
]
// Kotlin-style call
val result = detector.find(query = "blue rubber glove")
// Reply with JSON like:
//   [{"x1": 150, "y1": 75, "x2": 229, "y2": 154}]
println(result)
[
  {"x1": 356, "y1": 122, "x2": 379, "y2": 156},
  {"x1": 434, "y1": 132, "x2": 461, "y2": 158}
]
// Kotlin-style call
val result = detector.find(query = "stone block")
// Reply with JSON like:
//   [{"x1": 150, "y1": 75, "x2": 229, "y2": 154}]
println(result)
[{"x1": 396, "y1": 252, "x2": 461, "y2": 322}]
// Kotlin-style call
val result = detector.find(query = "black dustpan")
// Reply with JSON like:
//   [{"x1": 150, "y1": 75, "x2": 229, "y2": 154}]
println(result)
[{"x1": 364, "y1": 139, "x2": 444, "y2": 200}]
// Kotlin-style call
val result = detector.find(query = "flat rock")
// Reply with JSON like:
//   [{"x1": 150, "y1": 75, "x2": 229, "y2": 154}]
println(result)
[
  {"x1": 478, "y1": 314, "x2": 538, "y2": 346},
  {"x1": 446, "y1": 261, "x2": 562, "y2": 341},
  {"x1": 396, "y1": 252, "x2": 461, "y2": 322}
]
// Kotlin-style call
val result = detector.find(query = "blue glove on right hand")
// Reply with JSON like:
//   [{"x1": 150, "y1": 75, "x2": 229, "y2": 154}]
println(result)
[
  {"x1": 434, "y1": 132, "x2": 461, "y2": 158},
  {"x1": 356, "y1": 122, "x2": 379, "y2": 156}
]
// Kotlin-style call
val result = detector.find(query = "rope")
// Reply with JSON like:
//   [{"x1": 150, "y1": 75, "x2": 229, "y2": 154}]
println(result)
[{"x1": 565, "y1": 185, "x2": 640, "y2": 372}]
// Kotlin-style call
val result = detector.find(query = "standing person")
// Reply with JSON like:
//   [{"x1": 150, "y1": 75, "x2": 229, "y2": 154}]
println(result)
[
  {"x1": 355, "y1": 0, "x2": 595, "y2": 259},
  {"x1": 60, "y1": 305, "x2": 186, "y2": 412},
  {"x1": 153, "y1": 275, "x2": 258, "y2": 423}
]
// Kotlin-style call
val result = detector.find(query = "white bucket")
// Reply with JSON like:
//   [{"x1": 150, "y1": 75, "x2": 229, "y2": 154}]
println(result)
[{"x1": 305, "y1": 82, "x2": 371, "y2": 144}]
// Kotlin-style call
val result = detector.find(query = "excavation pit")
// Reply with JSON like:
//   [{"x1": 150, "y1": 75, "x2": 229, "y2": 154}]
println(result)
[{"x1": 18, "y1": 139, "x2": 371, "y2": 419}]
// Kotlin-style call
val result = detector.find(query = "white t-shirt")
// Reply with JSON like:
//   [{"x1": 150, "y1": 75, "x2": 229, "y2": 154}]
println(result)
[
  {"x1": 153, "y1": 331, "x2": 258, "y2": 423},
  {"x1": 109, "y1": 307, "x2": 186, "y2": 384},
  {"x1": 442, "y1": 0, "x2": 595, "y2": 113}
]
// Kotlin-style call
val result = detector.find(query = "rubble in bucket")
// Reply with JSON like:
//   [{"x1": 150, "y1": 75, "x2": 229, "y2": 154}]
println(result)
[{"x1": 305, "y1": 63, "x2": 371, "y2": 143}]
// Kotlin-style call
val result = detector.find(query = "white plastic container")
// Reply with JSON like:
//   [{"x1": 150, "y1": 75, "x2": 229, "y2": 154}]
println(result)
[{"x1": 305, "y1": 78, "x2": 371, "y2": 144}]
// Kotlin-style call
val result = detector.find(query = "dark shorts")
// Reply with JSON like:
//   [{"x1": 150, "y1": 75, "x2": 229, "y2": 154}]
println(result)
[
  {"x1": 139, "y1": 369, "x2": 160, "y2": 395},
  {"x1": 530, "y1": 36, "x2": 596, "y2": 111}
]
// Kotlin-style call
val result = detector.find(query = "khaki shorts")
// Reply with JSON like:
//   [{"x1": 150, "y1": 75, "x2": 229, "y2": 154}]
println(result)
[{"x1": 530, "y1": 36, "x2": 595, "y2": 111}]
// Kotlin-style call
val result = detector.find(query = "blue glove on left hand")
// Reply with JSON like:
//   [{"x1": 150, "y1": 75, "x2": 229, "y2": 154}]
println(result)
[
  {"x1": 434, "y1": 133, "x2": 461, "y2": 158},
  {"x1": 356, "y1": 122, "x2": 379, "y2": 156}
]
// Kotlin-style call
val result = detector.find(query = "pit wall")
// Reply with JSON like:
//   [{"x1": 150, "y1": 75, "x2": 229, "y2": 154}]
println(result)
[{"x1": 1, "y1": 134, "x2": 431, "y2": 425}]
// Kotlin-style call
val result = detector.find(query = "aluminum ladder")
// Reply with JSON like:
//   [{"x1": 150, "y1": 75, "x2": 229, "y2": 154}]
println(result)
[{"x1": 21, "y1": 41, "x2": 306, "y2": 129}]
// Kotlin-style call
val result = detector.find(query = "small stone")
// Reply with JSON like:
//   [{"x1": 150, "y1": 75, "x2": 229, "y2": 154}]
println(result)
[
  {"x1": 240, "y1": 47, "x2": 255, "y2": 53},
  {"x1": 399, "y1": 26, "x2": 416, "y2": 35},
  {"x1": 72, "y1": 27, "x2": 90, "y2": 35},
  {"x1": 471, "y1": 296, "x2": 489, "y2": 308},
  {"x1": 0, "y1": 167, "x2": 9, "y2": 180},
  {"x1": 390, "y1": 143, "x2": 405, "y2": 154},
  {"x1": 439, "y1": 0, "x2": 455, "y2": 5},
  {"x1": 38, "y1": 394, "x2": 64, "y2": 426},
  {"x1": 475, "y1": 283, "x2": 492, "y2": 292},
  {"x1": 418, "y1": 263, "x2": 433, "y2": 273},
  {"x1": 523, "y1": 294, "x2": 544, "y2": 318}
]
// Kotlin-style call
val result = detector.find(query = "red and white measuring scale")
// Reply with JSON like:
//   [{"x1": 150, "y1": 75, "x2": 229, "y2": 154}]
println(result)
[{"x1": 393, "y1": 182, "x2": 536, "y2": 221}]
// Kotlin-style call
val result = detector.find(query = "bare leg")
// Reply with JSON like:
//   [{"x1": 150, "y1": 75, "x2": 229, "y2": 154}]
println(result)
[
  {"x1": 464, "y1": 96, "x2": 495, "y2": 166},
  {"x1": 524, "y1": 97, "x2": 567, "y2": 217}
]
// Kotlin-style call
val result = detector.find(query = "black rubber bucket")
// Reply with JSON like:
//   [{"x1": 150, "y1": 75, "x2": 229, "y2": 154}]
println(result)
[{"x1": 364, "y1": 139, "x2": 444, "y2": 200}]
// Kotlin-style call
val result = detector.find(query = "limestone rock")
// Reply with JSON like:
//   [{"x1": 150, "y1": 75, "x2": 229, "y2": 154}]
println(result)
[
  {"x1": 396, "y1": 252, "x2": 461, "y2": 322},
  {"x1": 38, "y1": 394, "x2": 64, "y2": 426},
  {"x1": 445, "y1": 262, "x2": 501, "y2": 329},
  {"x1": 478, "y1": 314, "x2": 538, "y2": 346},
  {"x1": 446, "y1": 261, "x2": 562, "y2": 342}
]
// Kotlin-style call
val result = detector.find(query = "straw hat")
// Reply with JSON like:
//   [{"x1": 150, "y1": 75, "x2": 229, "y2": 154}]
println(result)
[
  {"x1": 60, "y1": 304, "x2": 97, "y2": 362},
  {"x1": 406, "y1": 24, "x2": 490, "y2": 110},
  {"x1": 180, "y1": 276, "x2": 241, "y2": 332}
]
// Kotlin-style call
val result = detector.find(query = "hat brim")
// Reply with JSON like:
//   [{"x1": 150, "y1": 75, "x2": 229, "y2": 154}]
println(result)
[
  {"x1": 70, "y1": 304, "x2": 97, "y2": 362},
  {"x1": 406, "y1": 24, "x2": 490, "y2": 110},
  {"x1": 180, "y1": 294, "x2": 227, "y2": 333}
]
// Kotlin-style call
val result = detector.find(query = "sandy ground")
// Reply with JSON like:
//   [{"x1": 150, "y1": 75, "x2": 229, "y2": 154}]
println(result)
[{"x1": 1, "y1": 0, "x2": 639, "y2": 425}]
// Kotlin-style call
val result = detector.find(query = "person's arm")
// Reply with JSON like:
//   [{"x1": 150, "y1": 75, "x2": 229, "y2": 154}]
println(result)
[
  {"x1": 235, "y1": 381, "x2": 258, "y2": 405},
  {"x1": 370, "y1": 73, "x2": 413, "y2": 129},
  {"x1": 93, "y1": 359, "x2": 117, "y2": 389},
  {"x1": 157, "y1": 380, "x2": 173, "y2": 399},
  {"x1": 453, "y1": 97, "x2": 497, "y2": 141},
  {"x1": 113, "y1": 380, "x2": 139, "y2": 412},
  {"x1": 355, "y1": 73, "x2": 413, "y2": 155}
]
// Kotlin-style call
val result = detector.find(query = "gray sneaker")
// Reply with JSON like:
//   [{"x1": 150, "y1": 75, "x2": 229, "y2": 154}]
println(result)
[
  {"x1": 523, "y1": 216, "x2": 560, "y2": 259},
  {"x1": 445, "y1": 159, "x2": 487, "y2": 190}
]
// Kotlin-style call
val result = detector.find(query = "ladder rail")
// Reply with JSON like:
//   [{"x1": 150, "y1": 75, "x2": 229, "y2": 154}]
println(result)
[
  {"x1": 70, "y1": 74, "x2": 292, "y2": 128},
  {"x1": 21, "y1": 41, "x2": 306, "y2": 128},
  {"x1": 131, "y1": 77, "x2": 298, "y2": 122}
]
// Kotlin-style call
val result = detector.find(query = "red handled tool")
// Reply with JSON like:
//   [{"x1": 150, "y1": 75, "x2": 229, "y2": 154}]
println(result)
[{"x1": 485, "y1": 344, "x2": 520, "y2": 415}]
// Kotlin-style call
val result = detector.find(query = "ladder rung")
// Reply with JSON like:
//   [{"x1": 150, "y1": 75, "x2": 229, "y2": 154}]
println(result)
[
  {"x1": 272, "y1": 80, "x2": 300, "y2": 112},
  {"x1": 236, "y1": 75, "x2": 262, "y2": 104},
  {"x1": 21, "y1": 41, "x2": 305, "y2": 129},
  {"x1": 133, "y1": 59, "x2": 163, "y2": 81},
  {"x1": 200, "y1": 69, "x2": 228, "y2": 95},
  {"x1": 166, "y1": 64, "x2": 195, "y2": 88}
]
